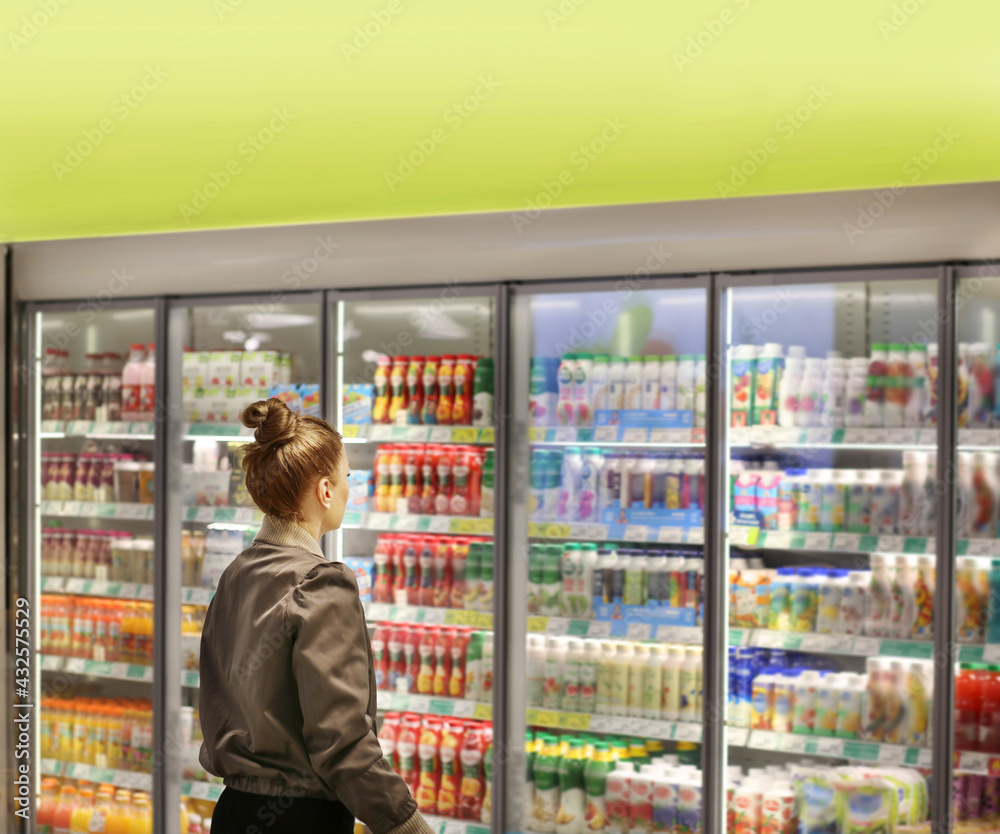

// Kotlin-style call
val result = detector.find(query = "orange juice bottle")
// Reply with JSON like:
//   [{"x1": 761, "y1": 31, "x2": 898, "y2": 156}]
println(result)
[
  {"x1": 137, "y1": 604, "x2": 154, "y2": 665},
  {"x1": 53, "y1": 784, "x2": 79, "y2": 834},
  {"x1": 120, "y1": 707, "x2": 134, "y2": 767},
  {"x1": 107, "y1": 706, "x2": 123, "y2": 769},
  {"x1": 388, "y1": 446, "x2": 405, "y2": 513},
  {"x1": 72, "y1": 702, "x2": 88, "y2": 764},
  {"x1": 128, "y1": 792, "x2": 152, "y2": 834},
  {"x1": 37, "y1": 777, "x2": 59, "y2": 833},
  {"x1": 106, "y1": 600, "x2": 122, "y2": 662},
  {"x1": 436, "y1": 356, "x2": 456, "y2": 425},
  {"x1": 88, "y1": 785, "x2": 115, "y2": 833},
  {"x1": 106, "y1": 789, "x2": 132, "y2": 834},
  {"x1": 388, "y1": 356, "x2": 409, "y2": 424},
  {"x1": 180, "y1": 800, "x2": 190, "y2": 834},
  {"x1": 92, "y1": 705, "x2": 111, "y2": 767},
  {"x1": 120, "y1": 603, "x2": 136, "y2": 665},
  {"x1": 69, "y1": 786, "x2": 95, "y2": 832},
  {"x1": 373, "y1": 354, "x2": 392, "y2": 423}
]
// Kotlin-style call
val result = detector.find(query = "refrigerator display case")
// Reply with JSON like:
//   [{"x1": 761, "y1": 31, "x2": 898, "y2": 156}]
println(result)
[
  {"x1": 504, "y1": 278, "x2": 712, "y2": 834},
  {"x1": 27, "y1": 301, "x2": 163, "y2": 833},
  {"x1": 332, "y1": 287, "x2": 504, "y2": 834}
]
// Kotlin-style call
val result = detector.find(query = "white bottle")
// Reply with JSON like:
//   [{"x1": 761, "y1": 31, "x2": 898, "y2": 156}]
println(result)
[
  {"x1": 883, "y1": 343, "x2": 908, "y2": 428},
  {"x1": 573, "y1": 352, "x2": 594, "y2": 427},
  {"x1": 905, "y1": 346, "x2": 928, "y2": 427},
  {"x1": 543, "y1": 637, "x2": 566, "y2": 709},
  {"x1": 844, "y1": 358, "x2": 869, "y2": 428},
  {"x1": 562, "y1": 638, "x2": 584, "y2": 713},
  {"x1": 867, "y1": 553, "x2": 893, "y2": 638},
  {"x1": 890, "y1": 555, "x2": 916, "y2": 640},
  {"x1": 643, "y1": 645, "x2": 666, "y2": 720},
  {"x1": 659, "y1": 356, "x2": 678, "y2": 410},
  {"x1": 663, "y1": 646, "x2": 684, "y2": 722},
  {"x1": 821, "y1": 358, "x2": 847, "y2": 429},
  {"x1": 557, "y1": 447, "x2": 584, "y2": 523},
  {"x1": 527, "y1": 635, "x2": 547, "y2": 707},
  {"x1": 610, "y1": 643, "x2": 633, "y2": 716},
  {"x1": 797, "y1": 358, "x2": 824, "y2": 428},
  {"x1": 579, "y1": 448, "x2": 604, "y2": 525},
  {"x1": 628, "y1": 645, "x2": 649, "y2": 718},
  {"x1": 579, "y1": 640, "x2": 600, "y2": 713},
  {"x1": 777, "y1": 356, "x2": 804, "y2": 428},
  {"x1": 693, "y1": 355, "x2": 708, "y2": 427},
  {"x1": 596, "y1": 640, "x2": 615, "y2": 714},
  {"x1": 641, "y1": 356, "x2": 661, "y2": 410},
  {"x1": 678, "y1": 647, "x2": 700, "y2": 723},
  {"x1": 590, "y1": 355, "x2": 611, "y2": 416},
  {"x1": 138, "y1": 343, "x2": 157, "y2": 422},
  {"x1": 557, "y1": 354, "x2": 577, "y2": 427},
  {"x1": 121, "y1": 343, "x2": 146, "y2": 422},
  {"x1": 561, "y1": 546, "x2": 582, "y2": 617},
  {"x1": 578, "y1": 544, "x2": 598, "y2": 619},
  {"x1": 608, "y1": 356, "x2": 627, "y2": 409},
  {"x1": 864, "y1": 344, "x2": 888, "y2": 427},
  {"x1": 625, "y1": 356, "x2": 644, "y2": 410},
  {"x1": 676, "y1": 355, "x2": 696, "y2": 413},
  {"x1": 839, "y1": 571, "x2": 869, "y2": 636}
]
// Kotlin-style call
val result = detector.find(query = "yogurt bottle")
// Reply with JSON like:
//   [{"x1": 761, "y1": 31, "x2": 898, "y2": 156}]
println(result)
[
  {"x1": 883, "y1": 343, "x2": 909, "y2": 428},
  {"x1": 845, "y1": 357, "x2": 869, "y2": 428},
  {"x1": 870, "y1": 470, "x2": 902, "y2": 535},
  {"x1": 557, "y1": 354, "x2": 577, "y2": 427},
  {"x1": 608, "y1": 356, "x2": 627, "y2": 410},
  {"x1": 846, "y1": 469, "x2": 873, "y2": 533},
  {"x1": 866, "y1": 553, "x2": 893, "y2": 638},
  {"x1": 557, "y1": 448, "x2": 584, "y2": 523},
  {"x1": 659, "y1": 356, "x2": 678, "y2": 411},
  {"x1": 777, "y1": 354, "x2": 804, "y2": 428},
  {"x1": 694, "y1": 355, "x2": 707, "y2": 428},
  {"x1": 578, "y1": 448, "x2": 604, "y2": 524},
  {"x1": 900, "y1": 451, "x2": 930, "y2": 536},
  {"x1": 641, "y1": 356, "x2": 661, "y2": 410},
  {"x1": 590, "y1": 355, "x2": 611, "y2": 417},
  {"x1": 676, "y1": 355, "x2": 697, "y2": 414},
  {"x1": 864, "y1": 343, "x2": 889, "y2": 427},
  {"x1": 797, "y1": 358, "x2": 824, "y2": 428},
  {"x1": 889, "y1": 555, "x2": 916, "y2": 639},
  {"x1": 906, "y1": 345, "x2": 929, "y2": 427},
  {"x1": 839, "y1": 571, "x2": 869, "y2": 636},
  {"x1": 625, "y1": 356, "x2": 644, "y2": 410},
  {"x1": 574, "y1": 352, "x2": 595, "y2": 427},
  {"x1": 730, "y1": 345, "x2": 756, "y2": 427}
]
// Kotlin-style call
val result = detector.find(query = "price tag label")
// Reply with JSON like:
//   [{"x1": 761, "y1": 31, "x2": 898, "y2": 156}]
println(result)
[
  {"x1": 427, "y1": 426, "x2": 452, "y2": 443},
  {"x1": 368, "y1": 514, "x2": 391, "y2": 530},
  {"x1": 730, "y1": 428, "x2": 749, "y2": 446},
  {"x1": 233, "y1": 507, "x2": 255, "y2": 524},
  {"x1": 41, "y1": 655, "x2": 63, "y2": 671},
  {"x1": 657, "y1": 527, "x2": 684, "y2": 544},
  {"x1": 626, "y1": 623, "x2": 652, "y2": 641},
  {"x1": 588, "y1": 621, "x2": 612, "y2": 638},
  {"x1": 452, "y1": 700, "x2": 476, "y2": 718},
  {"x1": 585, "y1": 524, "x2": 609, "y2": 540},
  {"x1": 827, "y1": 634, "x2": 854, "y2": 652},
  {"x1": 966, "y1": 539, "x2": 997, "y2": 557},
  {"x1": 117, "y1": 503, "x2": 149, "y2": 520},
  {"x1": 554, "y1": 428, "x2": 576, "y2": 442},
  {"x1": 817, "y1": 738, "x2": 844, "y2": 757},
  {"x1": 983, "y1": 645, "x2": 1000, "y2": 663},
  {"x1": 593, "y1": 426, "x2": 619, "y2": 442},
  {"x1": 405, "y1": 427, "x2": 429, "y2": 441},
  {"x1": 394, "y1": 515, "x2": 419, "y2": 531},
  {"x1": 687, "y1": 528, "x2": 704, "y2": 544},
  {"x1": 780, "y1": 734, "x2": 807, "y2": 753},
  {"x1": 408, "y1": 696, "x2": 430, "y2": 713},
  {"x1": 832, "y1": 533, "x2": 861, "y2": 552},
  {"x1": 371, "y1": 425, "x2": 393, "y2": 441},
  {"x1": 589, "y1": 715, "x2": 611, "y2": 733},
  {"x1": 803, "y1": 533, "x2": 831, "y2": 551},
  {"x1": 958, "y1": 428, "x2": 975, "y2": 446},
  {"x1": 62, "y1": 501, "x2": 81, "y2": 516},
  {"x1": 851, "y1": 636, "x2": 880, "y2": 655},
  {"x1": 546, "y1": 618, "x2": 570, "y2": 636},
  {"x1": 622, "y1": 428, "x2": 649, "y2": 444},
  {"x1": 624, "y1": 525, "x2": 650, "y2": 542},
  {"x1": 868, "y1": 429, "x2": 889, "y2": 444},
  {"x1": 877, "y1": 535, "x2": 904, "y2": 552},
  {"x1": 728, "y1": 727, "x2": 750, "y2": 747},
  {"x1": 730, "y1": 526, "x2": 752, "y2": 546},
  {"x1": 649, "y1": 428, "x2": 672, "y2": 444},
  {"x1": 893, "y1": 429, "x2": 920, "y2": 445},
  {"x1": 674, "y1": 723, "x2": 702, "y2": 742},
  {"x1": 422, "y1": 608, "x2": 446, "y2": 625},
  {"x1": 748, "y1": 731, "x2": 778, "y2": 752},
  {"x1": 917, "y1": 748, "x2": 934, "y2": 767},
  {"x1": 137, "y1": 585, "x2": 154, "y2": 601},
  {"x1": 66, "y1": 578, "x2": 86, "y2": 593},
  {"x1": 195, "y1": 507, "x2": 215, "y2": 522},
  {"x1": 961, "y1": 752, "x2": 989, "y2": 773},
  {"x1": 763, "y1": 531, "x2": 792, "y2": 549},
  {"x1": 427, "y1": 516, "x2": 451, "y2": 533},
  {"x1": 878, "y1": 745, "x2": 906, "y2": 765},
  {"x1": 751, "y1": 630, "x2": 784, "y2": 649}
]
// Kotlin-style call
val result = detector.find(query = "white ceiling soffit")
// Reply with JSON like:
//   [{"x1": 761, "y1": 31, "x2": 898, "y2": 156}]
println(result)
[{"x1": 12, "y1": 181, "x2": 1000, "y2": 302}]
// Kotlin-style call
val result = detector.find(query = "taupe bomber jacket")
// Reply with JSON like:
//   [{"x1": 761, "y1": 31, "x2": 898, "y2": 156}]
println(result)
[{"x1": 199, "y1": 516, "x2": 433, "y2": 834}]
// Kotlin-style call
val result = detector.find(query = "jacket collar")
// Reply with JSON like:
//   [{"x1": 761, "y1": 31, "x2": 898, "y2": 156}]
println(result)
[{"x1": 254, "y1": 516, "x2": 326, "y2": 560}]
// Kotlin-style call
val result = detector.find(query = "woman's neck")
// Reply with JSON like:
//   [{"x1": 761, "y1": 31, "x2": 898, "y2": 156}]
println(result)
[{"x1": 294, "y1": 517, "x2": 323, "y2": 543}]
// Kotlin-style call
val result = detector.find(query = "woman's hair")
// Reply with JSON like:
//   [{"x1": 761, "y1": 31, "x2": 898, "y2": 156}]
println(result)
[{"x1": 239, "y1": 398, "x2": 344, "y2": 521}]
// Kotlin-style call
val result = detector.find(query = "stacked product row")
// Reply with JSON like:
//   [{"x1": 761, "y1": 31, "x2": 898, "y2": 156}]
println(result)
[
  {"x1": 527, "y1": 636, "x2": 705, "y2": 723},
  {"x1": 531, "y1": 449, "x2": 705, "y2": 525},
  {"x1": 37, "y1": 782, "x2": 157, "y2": 834},
  {"x1": 372, "y1": 444, "x2": 494, "y2": 517},
  {"x1": 371, "y1": 623, "x2": 493, "y2": 701},
  {"x1": 525, "y1": 734, "x2": 703, "y2": 834},
  {"x1": 40, "y1": 697, "x2": 154, "y2": 771},
  {"x1": 41, "y1": 451, "x2": 154, "y2": 504},
  {"x1": 40, "y1": 596, "x2": 153, "y2": 665},
  {"x1": 531, "y1": 353, "x2": 707, "y2": 428},
  {"x1": 526, "y1": 543, "x2": 704, "y2": 622},
  {"x1": 370, "y1": 535, "x2": 495, "y2": 610},
  {"x1": 378, "y1": 713, "x2": 492, "y2": 821},
  {"x1": 41, "y1": 529, "x2": 154, "y2": 584},
  {"x1": 41, "y1": 346, "x2": 154, "y2": 423}
]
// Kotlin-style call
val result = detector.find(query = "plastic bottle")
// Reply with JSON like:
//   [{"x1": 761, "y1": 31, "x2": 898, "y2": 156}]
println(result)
[
  {"x1": 579, "y1": 640, "x2": 599, "y2": 714},
  {"x1": 658, "y1": 356, "x2": 677, "y2": 411},
  {"x1": 557, "y1": 739, "x2": 587, "y2": 834},
  {"x1": 815, "y1": 672, "x2": 843, "y2": 738},
  {"x1": 573, "y1": 352, "x2": 594, "y2": 427},
  {"x1": 675, "y1": 355, "x2": 697, "y2": 414},
  {"x1": 556, "y1": 354, "x2": 577, "y2": 427},
  {"x1": 128, "y1": 792, "x2": 152, "y2": 834},
  {"x1": 864, "y1": 343, "x2": 889, "y2": 427},
  {"x1": 838, "y1": 570, "x2": 868, "y2": 636},
  {"x1": 596, "y1": 641, "x2": 615, "y2": 715},
  {"x1": 797, "y1": 358, "x2": 824, "y2": 427},
  {"x1": 821, "y1": 357, "x2": 848, "y2": 429},
  {"x1": 770, "y1": 670, "x2": 798, "y2": 734},
  {"x1": 628, "y1": 645, "x2": 649, "y2": 718},
  {"x1": 137, "y1": 344, "x2": 156, "y2": 422},
  {"x1": 121, "y1": 344, "x2": 145, "y2": 422},
  {"x1": 663, "y1": 646, "x2": 684, "y2": 722},
  {"x1": 623, "y1": 550, "x2": 648, "y2": 607},
  {"x1": 530, "y1": 357, "x2": 556, "y2": 427},
  {"x1": 678, "y1": 648, "x2": 700, "y2": 724},
  {"x1": 558, "y1": 448, "x2": 584, "y2": 523},
  {"x1": 694, "y1": 355, "x2": 708, "y2": 428},
  {"x1": 543, "y1": 637, "x2": 566, "y2": 710},
  {"x1": 578, "y1": 449, "x2": 603, "y2": 525},
  {"x1": 979, "y1": 665, "x2": 1000, "y2": 754},
  {"x1": 640, "y1": 356, "x2": 660, "y2": 411},
  {"x1": 590, "y1": 355, "x2": 611, "y2": 417},
  {"x1": 611, "y1": 643, "x2": 633, "y2": 717},
  {"x1": 625, "y1": 356, "x2": 644, "y2": 410},
  {"x1": 882, "y1": 661, "x2": 908, "y2": 745},
  {"x1": 750, "y1": 668, "x2": 778, "y2": 730},
  {"x1": 608, "y1": 356, "x2": 627, "y2": 410},
  {"x1": 777, "y1": 354, "x2": 804, "y2": 428},
  {"x1": 907, "y1": 662, "x2": 931, "y2": 748},
  {"x1": 435, "y1": 356, "x2": 457, "y2": 425},
  {"x1": 578, "y1": 543, "x2": 598, "y2": 618},
  {"x1": 957, "y1": 557, "x2": 986, "y2": 643},
  {"x1": 956, "y1": 665, "x2": 983, "y2": 751},
  {"x1": 883, "y1": 343, "x2": 909, "y2": 427},
  {"x1": 584, "y1": 741, "x2": 615, "y2": 833},
  {"x1": 562, "y1": 638, "x2": 584, "y2": 713},
  {"x1": 751, "y1": 344, "x2": 783, "y2": 426},
  {"x1": 911, "y1": 556, "x2": 935, "y2": 640},
  {"x1": 527, "y1": 635, "x2": 547, "y2": 707},
  {"x1": 642, "y1": 645, "x2": 665, "y2": 720},
  {"x1": 866, "y1": 554, "x2": 893, "y2": 638},
  {"x1": 560, "y1": 544, "x2": 581, "y2": 618},
  {"x1": 789, "y1": 569, "x2": 818, "y2": 633},
  {"x1": 889, "y1": 555, "x2": 916, "y2": 639},
  {"x1": 906, "y1": 345, "x2": 928, "y2": 426}
]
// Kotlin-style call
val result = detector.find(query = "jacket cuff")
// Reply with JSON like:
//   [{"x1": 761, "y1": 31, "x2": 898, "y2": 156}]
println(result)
[{"x1": 383, "y1": 809, "x2": 437, "y2": 834}]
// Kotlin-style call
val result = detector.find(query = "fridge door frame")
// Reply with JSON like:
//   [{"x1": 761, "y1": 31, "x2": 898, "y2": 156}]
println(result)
[
  {"x1": 504, "y1": 272, "x2": 712, "y2": 834},
  {"x1": 328, "y1": 282, "x2": 508, "y2": 834},
  {"x1": 713, "y1": 264, "x2": 953, "y2": 833}
]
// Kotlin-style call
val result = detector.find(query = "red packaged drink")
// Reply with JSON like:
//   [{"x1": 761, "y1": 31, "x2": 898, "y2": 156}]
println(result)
[
  {"x1": 980, "y1": 667, "x2": 1000, "y2": 754},
  {"x1": 468, "y1": 448, "x2": 484, "y2": 517},
  {"x1": 437, "y1": 718, "x2": 465, "y2": 817},
  {"x1": 402, "y1": 536, "x2": 420, "y2": 605},
  {"x1": 418, "y1": 537, "x2": 436, "y2": 607},
  {"x1": 405, "y1": 357, "x2": 426, "y2": 426},
  {"x1": 403, "y1": 445, "x2": 424, "y2": 515},
  {"x1": 379, "y1": 712, "x2": 401, "y2": 770},
  {"x1": 450, "y1": 447, "x2": 482, "y2": 517},
  {"x1": 405, "y1": 626, "x2": 422, "y2": 693},
  {"x1": 449, "y1": 627, "x2": 472, "y2": 698},
  {"x1": 436, "y1": 356, "x2": 457, "y2": 425},
  {"x1": 390, "y1": 535, "x2": 408, "y2": 601},
  {"x1": 435, "y1": 448, "x2": 455, "y2": 515},
  {"x1": 416, "y1": 626, "x2": 438, "y2": 695},
  {"x1": 420, "y1": 445, "x2": 441, "y2": 514},
  {"x1": 956, "y1": 667, "x2": 983, "y2": 751},
  {"x1": 371, "y1": 622, "x2": 389, "y2": 690},
  {"x1": 452, "y1": 355, "x2": 476, "y2": 426},
  {"x1": 421, "y1": 357, "x2": 441, "y2": 425},
  {"x1": 450, "y1": 539, "x2": 470, "y2": 609},
  {"x1": 415, "y1": 717, "x2": 442, "y2": 813},
  {"x1": 397, "y1": 713, "x2": 421, "y2": 795},
  {"x1": 374, "y1": 447, "x2": 392, "y2": 513},
  {"x1": 432, "y1": 538, "x2": 453, "y2": 608},
  {"x1": 388, "y1": 445, "x2": 405, "y2": 514},
  {"x1": 388, "y1": 356, "x2": 409, "y2": 425},
  {"x1": 457, "y1": 724, "x2": 486, "y2": 820},
  {"x1": 373, "y1": 535, "x2": 395, "y2": 603},
  {"x1": 388, "y1": 626, "x2": 407, "y2": 691},
  {"x1": 433, "y1": 628, "x2": 456, "y2": 696}
]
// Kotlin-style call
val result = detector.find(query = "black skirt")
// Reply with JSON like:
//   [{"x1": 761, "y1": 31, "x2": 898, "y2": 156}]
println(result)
[{"x1": 210, "y1": 786, "x2": 355, "y2": 834}]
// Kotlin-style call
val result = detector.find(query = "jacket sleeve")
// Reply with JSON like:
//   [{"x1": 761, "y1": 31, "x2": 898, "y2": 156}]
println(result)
[{"x1": 286, "y1": 562, "x2": 435, "y2": 834}]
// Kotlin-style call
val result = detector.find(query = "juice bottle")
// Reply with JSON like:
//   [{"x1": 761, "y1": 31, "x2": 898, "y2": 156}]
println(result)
[
  {"x1": 69, "y1": 786, "x2": 94, "y2": 833},
  {"x1": 583, "y1": 741, "x2": 615, "y2": 832},
  {"x1": 864, "y1": 343, "x2": 889, "y2": 427},
  {"x1": 433, "y1": 628, "x2": 455, "y2": 695},
  {"x1": 906, "y1": 662, "x2": 931, "y2": 748},
  {"x1": 481, "y1": 731, "x2": 493, "y2": 824},
  {"x1": 435, "y1": 448, "x2": 455, "y2": 515},
  {"x1": 404, "y1": 625, "x2": 422, "y2": 692},
  {"x1": 913, "y1": 556, "x2": 935, "y2": 639},
  {"x1": 450, "y1": 540, "x2": 469, "y2": 609},
  {"x1": 128, "y1": 792, "x2": 152, "y2": 834},
  {"x1": 397, "y1": 713, "x2": 421, "y2": 795},
  {"x1": 53, "y1": 784, "x2": 79, "y2": 834},
  {"x1": 388, "y1": 356, "x2": 408, "y2": 424},
  {"x1": 405, "y1": 356, "x2": 425, "y2": 425},
  {"x1": 438, "y1": 718, "x2": 465, "y2": 817},
  {"x1": 371, "y1": 623, "x2": 388, "y2": 690},
  {"x1": 452, "y1": 355, "x2": 475, "y2": 425},
  {"x1": 449, "y1": 628, "x2": 471, "y2": 697},
  {"x1": 883, "y1": 343, "x2": 910, "y2": 427},
  {"x1": 379, "y1": 712, "x2": 401, "y2": 769},
  {"x1": 121, "y1": 344, "x2": 145, "y2": 422},
  {"x1": 431, "y1": 538, "x2": 452, "y2": 608},
  {"x1": 589, "y1": 355, "x2": 610, "y2": 416},
  {"x1": 625, "y1": 356, "x2": 644, "y2": 410},
  {"x1": 389, "y1": 445, "x2": 406, "y2": 515},
  {"x1": 404, "y1": 446, "x2": 425, "y2": 516},
  {"x1": 415, "y1": 717, "x2": 442, "y2": 813},
  {"x1": 450, "y1": 447, "x2": 473, "y2": 516},
  {"x1": 420, "y1": 445, "x2": 440, "y2": 514},
  {"x1": 556, "y1": 738, "x2": 587, "y2": 834},
  {"x1": 958, "y1": 557, "x2": 987, "y2": 643},
  {"x1": 573, "y1": 352, "x2": 594, "y2": 427},
  {"x1": 138, "y1": 344, "x2": 156, "y2": 422},
  {"x1": 557, "y1": 354, "x2": 577, "y2": 427},
  {"x1": 89, "y1": 785, "x2": 115, "y2": 834},
  {"x1": 387, "y1": 625, "x2": 407, "y2": 691},
  {"x1": 956, "y1": 666, "x2": 983, "y2": 752},
  {"x1": 105, "y1": 789, "x2": 132, "y2": 834},
  {"x1": 421, "y1": 356, "x2": 441, "y2": 425},
  {"x1": 436, "y1": 356, "x2": 457, "y2": 425},
  {"x1": 373, "y1": 355, "x2": 392, "y2": 423},
  {"x1": 373, "y1": 536, "x2": 394, "y2": 603},
  {"x1": 458, "y1": 724, "x2": 486, "y2": 820},
  {"x1": 979, "y1": 665, "x2": 1000, "y2": 754},
  {"x1": 38, "y1": 777, "x2": 59, "y2": 833},
  {"x1": 416, "y1": 626, "x2": 437, "y2": 695}
]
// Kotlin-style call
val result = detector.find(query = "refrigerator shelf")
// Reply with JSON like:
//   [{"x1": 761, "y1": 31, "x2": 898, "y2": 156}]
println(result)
[
  {"x1": 364, "y1": 602, "x2": 493, "y2": 629},
  {"x1": 527, "y1": 522, "x2": 703, "y2": 545},
  {"x1": 40, "y1": 576, "x2": 155, "y2": 600},
  {"x1": 730, "y1": 628, "x2": 985, "y2": 662},
  {"x1": 40, "y1": 420, "x2": 156, "y2": 439},
  {"x1": 184, "y1": 423, "x2": 255, "y2": 441},
  {"x1": 341, "y1": 425, "x2": 494, "y2": 445},
  {"x1": 526, "y1": 617, "x2": 702, "y2": 644},
  {"x1": 40, "y1": 500, "x2": 154, "y2": 520},
  {"x1": 40, "y1": 654, "x2": 154, "y2": 682},
  {"x1": 736, "y1": 527, "x2": 1000, "y2": 557},
  {"x1": 730, "y1": 426, "x2": 936, "y2": 449},
  {"x1": 182, "y1": 586, "x2": 215, "y2": 605},
  {"x1": 343, "y1": 512, "x2": 494, "y2": 536},
  {"x1": 181, "y1": 780, "x2": 225, "y2": 802},
  {"x1": 422, "y1": 814, "x2": 490, "y2": 834},
  {"x1": 528, "y1": 708, "x2": 705, "y2": 743},
  {"x1": 376, "y1": 691, "x2": 493, "y2": 720},
  {"x1": 743, "y1": 730, "x2": 933, "y2": 767},
  {"x1": 184, "y1": 505, "x2": 262, "y2": 524},
  {"x1": 529, "y1": 426, "x2": 704, "y2": 446},
  {"x1": 41, "y1": 758, "x2": 153, "y2": 791}
]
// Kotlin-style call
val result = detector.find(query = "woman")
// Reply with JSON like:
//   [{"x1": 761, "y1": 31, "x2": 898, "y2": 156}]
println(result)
[{"x1": 199, "y1": 398, "x2": 434, "y2": 834}]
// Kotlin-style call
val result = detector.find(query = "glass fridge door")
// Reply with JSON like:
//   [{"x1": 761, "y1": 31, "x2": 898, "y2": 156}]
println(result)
[
  {"x1": 31, "y1": 303, "x2": 161, "y2": 831},
  {"x1": 332, "y1": 288, "x2": 499, "y2": 834},
  {"x1": 165, "y1": 294, "x2": 324, "y2": 832},
  {"x1": 719, "y1": 269, "x2": 944, "y2": 834},
  {"x1": 505, "y1": 278, "x2": 711, "y2": 834}
]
